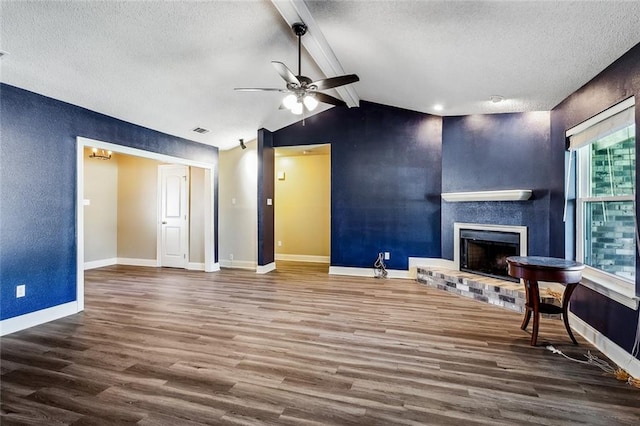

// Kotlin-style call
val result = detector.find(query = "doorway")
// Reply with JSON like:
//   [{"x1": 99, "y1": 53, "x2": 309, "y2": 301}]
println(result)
[
  {"x1": 76, "y1": 137, "x2": 216, "y2": 311},
  {"x1": 274, "y1": 144, "x2": 331, "y2": 267}
]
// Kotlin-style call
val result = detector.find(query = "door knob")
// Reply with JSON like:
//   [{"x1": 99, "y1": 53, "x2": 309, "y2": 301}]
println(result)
[{"x1": 162, "y1": 221, "x2": 167, "y2": 224}]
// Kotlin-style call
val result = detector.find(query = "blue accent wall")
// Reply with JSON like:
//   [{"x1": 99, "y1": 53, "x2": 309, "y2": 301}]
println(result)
[
  {"x1": 551, "y1": 43, "x2": 640, "y2": 357},
  {"x1": 272, "y1": 101, "x2": 442, "y2": 270},
  {"x1": 441, "y1": 112, "x2": 553, "y2": 259},
  {"x1": 257, "y1": 128, "x2": 275, "y2": 266},
  {"x1": 0, "y1": 84, "x2": 218, "y2": 321}
]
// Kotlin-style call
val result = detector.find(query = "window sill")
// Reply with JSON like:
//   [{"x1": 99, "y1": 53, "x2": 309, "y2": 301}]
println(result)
[{"x1": 580, "y1": 268, "x2": 639, "y2": 310}]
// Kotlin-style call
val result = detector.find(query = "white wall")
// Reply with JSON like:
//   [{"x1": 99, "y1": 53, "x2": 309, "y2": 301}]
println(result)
[{"x1": 219, "y1": 140, "x2": 258, "y2": 269}]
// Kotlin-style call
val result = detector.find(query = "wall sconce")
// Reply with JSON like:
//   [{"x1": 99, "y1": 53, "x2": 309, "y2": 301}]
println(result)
[{"x1": 89, "y1": 147, "x2": 112, "y2": 160}]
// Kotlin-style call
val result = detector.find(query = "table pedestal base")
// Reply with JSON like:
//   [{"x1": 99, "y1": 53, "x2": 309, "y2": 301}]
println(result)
[{"x1": 521, "y1": 279, "x2": 578, "y2": 346}]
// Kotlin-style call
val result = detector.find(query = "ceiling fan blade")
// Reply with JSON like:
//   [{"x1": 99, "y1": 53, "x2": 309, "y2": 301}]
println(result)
[
  {"x1": 314, "y1": 92, "x2": 347, "y2": 107},
  {"x1": 311, "y1": 74, "x2": 359, "y2": 90},
  {"x1": 234, "y1": 87, "x2": 286, "y2": 92},
  {"x1": 272, "y1": 61, "x2": 300, "y2": 86}
]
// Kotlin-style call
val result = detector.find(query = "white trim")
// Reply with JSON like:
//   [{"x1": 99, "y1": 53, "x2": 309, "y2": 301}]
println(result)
[
  {"x1": 116, "y1": 258, "x2": 158, "y2": 267},
  {"x1": 78, "y1": 137, "x2": 214, "y2": 169},
  {"x1": 454, "y1": 223, "x2": 527, "y2": 271},
  {"x1": 77, "y1": 143, "x2": 85, "y2": 311},
  {"x1": 568, "y1": 312, "x2": 640, "y2": 379},
  {"x1": 442, "y1": 189, "x2": 532, "y2": 202},
  {"x1": 566, "y1": 96, "x2": 635, "y2": 138},
  {"x1": 0, "y1": 302, "x2": 78, "y2": 336},
  {"x1": 187, "y1": 262, "x2": 205, "y2": 271},
  {"x1": 204, "y1": 169, "x2": 216, "y2": 272},
  {"x1": 219, "y1": 260, "x2": 256, "y2": 270},
  {"x1": 580, "y1": 270, "x2": 639, "y2": 310},
  {"x1": 84, "y1": 258, "x2": 117, "y2": 270},
  {"x1": 328, "y1": 266, "x2": 412, "y2": 279},
  {"x1": 256, "y1": 262, "x2": 276, "y2": 274},
  {"x1": 275, "y1": 254, "x2": 330, "y2": 263}
]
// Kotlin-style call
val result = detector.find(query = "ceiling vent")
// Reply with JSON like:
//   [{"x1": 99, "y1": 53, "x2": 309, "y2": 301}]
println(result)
[{"x1": 192, "y1": 127, "x2": 210, "y2": 134}]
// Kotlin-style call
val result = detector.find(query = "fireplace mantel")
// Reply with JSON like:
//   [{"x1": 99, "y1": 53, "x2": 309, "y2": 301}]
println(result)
[{"x1": 441, "y1": 189, "x2": 532, "y2": 202}]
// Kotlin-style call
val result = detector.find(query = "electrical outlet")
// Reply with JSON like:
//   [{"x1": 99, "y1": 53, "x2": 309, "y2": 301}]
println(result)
[
  {"x1": 16, "y1": 284, "x2": 26, "y2": 298},
  {"x1": 384, "y1": 252, "x2": 390, "y2": 260},
  {"x1": 278, "y1": 241, "x2": 282, "y2": 247},
  {"x1": 229, "y1": 253, "x2": 234, "y2": 260}
]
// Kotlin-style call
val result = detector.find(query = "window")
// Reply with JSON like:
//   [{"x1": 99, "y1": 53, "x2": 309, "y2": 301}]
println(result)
[{"x1": 567, "y1": 97, "x2": 637, "y2": 306}]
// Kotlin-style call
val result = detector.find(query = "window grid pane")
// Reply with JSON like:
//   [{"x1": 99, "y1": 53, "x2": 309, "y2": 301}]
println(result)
[
  {"x1": 589, "y1": 127, "x2": 635, "y2": 197},
  {"x1": 580, "y1": 122, "x2": 636, "y2": 282}
]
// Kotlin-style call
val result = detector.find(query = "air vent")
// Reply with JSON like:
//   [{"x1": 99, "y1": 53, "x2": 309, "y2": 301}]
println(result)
[{"x1": 192, "y1": 127, "x2": 210, "y2": 134}]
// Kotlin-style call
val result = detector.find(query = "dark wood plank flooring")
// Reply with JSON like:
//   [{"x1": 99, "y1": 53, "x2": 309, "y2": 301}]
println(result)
[{"x1": 2, "y1": 262, "x2": 639, "y2": 425}]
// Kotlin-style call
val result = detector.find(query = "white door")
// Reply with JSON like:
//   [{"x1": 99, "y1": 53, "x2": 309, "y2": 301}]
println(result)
[{"x1": 159, "y1": 165, "x2": 189, "y2": 268}]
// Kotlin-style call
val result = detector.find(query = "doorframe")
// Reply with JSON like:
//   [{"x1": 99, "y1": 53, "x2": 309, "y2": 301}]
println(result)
[{"x1": 76, "y1": 137, "x2": 217, "y2": 311}]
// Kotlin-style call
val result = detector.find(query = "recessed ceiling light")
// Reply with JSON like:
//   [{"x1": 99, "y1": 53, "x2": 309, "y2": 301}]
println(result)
[
  {"x1": 433, "y1": 104, "x2": 444, "y2": 111},
  {"x1": 489, "y1": 95, "x2": 505, "y2": 103}
]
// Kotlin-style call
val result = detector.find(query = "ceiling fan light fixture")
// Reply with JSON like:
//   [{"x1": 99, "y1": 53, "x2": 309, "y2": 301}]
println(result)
[
  {"x1": 283, "y1": 94, "x2": 297, "y2": 109},
  {"x1": 303, "y1": 95, "x2": 318, "y2": 111},
  {"x1": 291, "y1": 102, "x2": 304, "y2": 115}
]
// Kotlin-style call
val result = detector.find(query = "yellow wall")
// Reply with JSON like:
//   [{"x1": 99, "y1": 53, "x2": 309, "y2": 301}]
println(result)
[
  {"x1": 83, "y1": 147, "x2": 118, "y2": 262},
  {"x1": 117, "y1": 155, "x2": 159, "y2": 260},
  {"x1": 275, "y1": 153, "x2": 330, "y2": 259}
]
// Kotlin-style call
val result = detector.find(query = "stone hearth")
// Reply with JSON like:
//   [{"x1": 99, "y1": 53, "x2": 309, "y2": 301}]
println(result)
[{"x1": 416, "y1": 266, "x2": 563, "y2": 315}]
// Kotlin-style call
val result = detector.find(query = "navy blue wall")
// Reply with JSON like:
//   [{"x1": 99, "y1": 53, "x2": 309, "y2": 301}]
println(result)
[
  {"x1": 272, "y1": 101, "x2": 442, "y2": 270},
  {"x1": 441, "y1": 112, "x2": 553, "y2": 259},
  {"x1": 257, "y1": 128, "x2": 275, "y2": 266},
  {"x1": 551, "y1": 43, "x2": 640, "y2": 356},
  {"x1": 0, "y1": 84, "x2": 218, "y2": 321}
]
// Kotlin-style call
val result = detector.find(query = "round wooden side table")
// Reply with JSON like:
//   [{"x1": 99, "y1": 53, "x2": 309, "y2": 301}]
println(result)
[{"x1": 506, "y1": 256, "x2": 584, "y2": 346}]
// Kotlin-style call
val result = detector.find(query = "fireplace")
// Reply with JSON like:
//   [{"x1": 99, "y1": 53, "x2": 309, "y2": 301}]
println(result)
[{"x1": 454, "y1": 223, "x2": 527, "y2": 282}]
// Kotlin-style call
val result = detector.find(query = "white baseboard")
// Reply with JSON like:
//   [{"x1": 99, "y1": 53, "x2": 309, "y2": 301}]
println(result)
[
  {"x1": 208, "y1": 262, "x2": 221, "y2": 272},
  {"x1": 569, "y1": 312, "x2": 640, "y2": 379},
  {"x1": 328, "y1": 266, "x2": 412, "y2": 279},
  {"x1": 275, "y1": 254, "x2": 330, "y2": 263},
  {"x1": 256, "y1": 262, "x2": 276, "y2": 274},
  {"x1": 0, "y1": 302, "x2": 79, "y2": 336},
  {"x1": 187, "y1": 262, "x2": 205, "y2": 271},
  {"x1": 116, "y1": 257, "x2": 158, "y2": 267},
  {"x1": 219, "y1": 259, "x2": 256, "y2": 270},
  {"x1": 84, "y1": 258, "x2": 117, "y2": 270}
]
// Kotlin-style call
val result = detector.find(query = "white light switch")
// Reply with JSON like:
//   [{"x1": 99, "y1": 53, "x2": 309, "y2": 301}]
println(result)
[
  {"x1": 267, "y1": 198, "x2": 273, "y2": 206},
  {"x1": 231, "y1": 198, "x2": 236, "y2": 205},
  {"x1": 83, "y1": 199, "x2": 91, "y2": 206}
]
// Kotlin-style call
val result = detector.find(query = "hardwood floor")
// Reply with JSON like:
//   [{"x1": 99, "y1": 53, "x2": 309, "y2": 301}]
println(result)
[{"x1": 2, "y1": 262, "x2": 639, "y2": 425}]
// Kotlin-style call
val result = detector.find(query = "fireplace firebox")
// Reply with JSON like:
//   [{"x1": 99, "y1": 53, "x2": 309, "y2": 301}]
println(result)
[{"x1": 460, "y1": 229, "x2": 520, "y2": 282}]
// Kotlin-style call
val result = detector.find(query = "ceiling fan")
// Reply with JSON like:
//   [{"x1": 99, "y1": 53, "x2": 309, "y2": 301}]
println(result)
[{"x1": 234, "y1": 22, "x2": 359, "y2": 115}]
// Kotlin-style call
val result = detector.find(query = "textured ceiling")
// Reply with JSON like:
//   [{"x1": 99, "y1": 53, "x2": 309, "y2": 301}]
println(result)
[{"x1": 2, "y1": 1, "x2": 640, "y2": 150}]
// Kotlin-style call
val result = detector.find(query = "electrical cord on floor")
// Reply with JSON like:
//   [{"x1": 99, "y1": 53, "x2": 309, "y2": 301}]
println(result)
[
  {"x1": 374, "y1": 252, "x2": 388, "y2": 279},
  {"x1": 546, "y1": 345, "x2": 640, "y2": 388}
]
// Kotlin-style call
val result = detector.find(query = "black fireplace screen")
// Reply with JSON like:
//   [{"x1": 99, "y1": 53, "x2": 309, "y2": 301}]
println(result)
[{"x1": 460, "y1": 229, "x2": 521, "y2": 282}]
